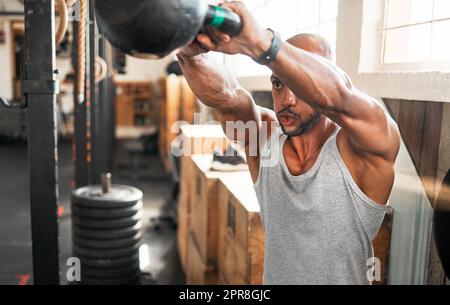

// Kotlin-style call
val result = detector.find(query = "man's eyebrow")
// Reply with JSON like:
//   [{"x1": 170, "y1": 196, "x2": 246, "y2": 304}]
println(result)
[{"x1": 270, "y1": 75, "x2": 280, "y2": 81}]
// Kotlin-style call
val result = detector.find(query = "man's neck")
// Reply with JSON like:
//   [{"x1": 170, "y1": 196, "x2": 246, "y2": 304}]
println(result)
[{"x1": 286, "y1": 118, "x2": 338, "y2": 163}]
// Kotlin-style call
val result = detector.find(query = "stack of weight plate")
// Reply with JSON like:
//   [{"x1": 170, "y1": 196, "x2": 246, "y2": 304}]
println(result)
[{"x1": 71, "y1": 184, "x2": 144, "y2": 285}]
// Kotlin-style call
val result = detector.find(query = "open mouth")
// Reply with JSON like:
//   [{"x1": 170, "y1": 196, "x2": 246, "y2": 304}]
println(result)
[{"x1": 278, "y1": 114, "x2": 297, "y2": 126}]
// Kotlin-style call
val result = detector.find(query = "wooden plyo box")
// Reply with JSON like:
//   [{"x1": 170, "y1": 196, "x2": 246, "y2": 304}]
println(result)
[
  {"x1": 186, "y1": 231, "x2": 217, "y2": 285},
  {"x1": 177, "y1": 182, "x2": 190, "y2": 273},
  {"x1": 217, "y1": 171, "x2": 265, "y2": 285},
  {"x1": 177, "y1": 125, "x2": 228, "y2": 273},
  {"x1": 186, "y1": 154, "x2": 250, "y2": 284},
  {"x1": 189, "y1": 155, "x2": 226, "y2": 271}
]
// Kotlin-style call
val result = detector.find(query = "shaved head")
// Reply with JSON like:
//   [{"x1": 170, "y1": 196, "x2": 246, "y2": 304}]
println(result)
[{"x1": 287, "y1": 33, "x2": 335, "y2": 62}]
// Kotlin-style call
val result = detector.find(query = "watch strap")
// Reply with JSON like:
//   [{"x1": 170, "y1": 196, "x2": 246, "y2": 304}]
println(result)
[{"x1": 254, "y1": 29, "x2": 281, "y2": 65}]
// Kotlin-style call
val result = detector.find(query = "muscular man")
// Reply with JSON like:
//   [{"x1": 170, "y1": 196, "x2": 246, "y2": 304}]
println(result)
[{"x1": 177, "y1": 2, "x2": 400, "y2": 285}]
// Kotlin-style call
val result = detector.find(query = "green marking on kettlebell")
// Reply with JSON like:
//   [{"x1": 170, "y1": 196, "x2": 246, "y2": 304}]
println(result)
[{"x1": 209, "y1": 6, "x2": 226, "y2": 28}]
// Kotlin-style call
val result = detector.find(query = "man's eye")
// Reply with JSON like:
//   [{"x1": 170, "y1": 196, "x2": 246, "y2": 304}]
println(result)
[{"x1": 272, "y1": 80, "x2": 282, "y2": 89}]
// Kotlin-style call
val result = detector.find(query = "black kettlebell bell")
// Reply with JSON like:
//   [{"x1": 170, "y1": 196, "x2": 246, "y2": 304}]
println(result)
[{"x1": 93, "y1": 0, "x2": 243, "y2": 58}]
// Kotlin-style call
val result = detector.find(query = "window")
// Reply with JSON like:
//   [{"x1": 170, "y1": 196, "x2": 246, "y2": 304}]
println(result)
[
  {"x1": 381, "y1": 0, "x2": 450, "y2": 71},
  {"x1": 226, "y1": 0, "x2": 339, "y2": 77}
]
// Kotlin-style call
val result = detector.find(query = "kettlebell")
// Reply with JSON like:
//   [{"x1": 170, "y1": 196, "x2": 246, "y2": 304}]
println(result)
[{"x1": 94, "y1": 0, "x2": 243, "y2": 58}]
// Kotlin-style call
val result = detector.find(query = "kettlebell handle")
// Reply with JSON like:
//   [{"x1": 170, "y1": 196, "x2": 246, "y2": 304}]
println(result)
[{"x1": 204, "y1": 5, "x2": 243, "y2": 36}]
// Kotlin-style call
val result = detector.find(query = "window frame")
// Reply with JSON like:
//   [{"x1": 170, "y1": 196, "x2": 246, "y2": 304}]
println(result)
[
  {"x1": 296, "y1": 0, "x2": 339, "y2": 40},
  {"x1": 345, "y1": 0, "x2": 450, "y2": 103},
  {"x1": 378, "y1": 0, "x2": 450, "y2": 72}
]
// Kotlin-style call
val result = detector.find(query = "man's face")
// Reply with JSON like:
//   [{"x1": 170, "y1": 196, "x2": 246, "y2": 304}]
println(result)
[{"x1": 271, "y1": 75, "x2": 321, "y2": 137}]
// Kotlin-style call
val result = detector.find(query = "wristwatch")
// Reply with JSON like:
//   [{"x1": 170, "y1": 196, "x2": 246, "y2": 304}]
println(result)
[{"x1": 253, "y1": 29, "x2": 282, "y2": 65}]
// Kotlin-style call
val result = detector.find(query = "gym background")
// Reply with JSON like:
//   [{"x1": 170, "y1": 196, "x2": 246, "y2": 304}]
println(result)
[{"x1": 0, "y1": 0, "x2": 449, "y2": 286}]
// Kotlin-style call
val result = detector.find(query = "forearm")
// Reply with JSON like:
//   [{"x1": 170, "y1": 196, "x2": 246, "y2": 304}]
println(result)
[
  {"x1": 267, "y1": 42, "x2": 353, "y2": 116},
  {"x1": 177, "y1": 53, "x2": 240, "y2": 113}
]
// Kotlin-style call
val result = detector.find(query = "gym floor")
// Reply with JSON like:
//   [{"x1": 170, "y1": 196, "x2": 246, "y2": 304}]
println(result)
[{"x1": 0, "y1": 139, "x2": 185, "y2": 285}]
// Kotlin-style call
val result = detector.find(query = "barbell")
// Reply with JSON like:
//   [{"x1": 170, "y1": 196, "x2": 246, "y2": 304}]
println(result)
[{"x1": 93, "y1": 0, "x2": 243, "y2": 58}]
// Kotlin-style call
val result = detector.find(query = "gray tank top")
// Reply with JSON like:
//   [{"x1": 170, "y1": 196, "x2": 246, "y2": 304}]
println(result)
[{"x1": 254, "y1": 126, "x2": 387, "y2": 285}]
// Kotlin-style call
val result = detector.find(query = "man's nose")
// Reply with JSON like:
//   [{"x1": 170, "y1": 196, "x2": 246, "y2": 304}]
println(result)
[{"x1": 281, "y1": 90, "x2": 297, "y2": 108}]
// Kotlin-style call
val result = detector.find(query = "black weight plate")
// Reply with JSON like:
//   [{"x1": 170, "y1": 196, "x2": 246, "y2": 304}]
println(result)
[
  {"x1": 72, "y1": 220, "x2": 143, "y2": 240},
  {"x1": 81, "y1": 262, "x2": 140, "y2": 278},
  {"x1": 74, "y1": 231, "x2": 142, "y2": 249},
  {"x1": 71, "y1": 185, "x2": 142, "y2": 209},
  {"x1": 78, "y1": 252, "x2": 140, "y2": 269},
  {"x1": 80, "y1": 271, "x2": 141, "y2": 285},
  {"x1": 72, "y1": 198, "x2": 138, "y2": 210},
  {"x1": 71, "y1": 200, "x2": 142, "y2": 219},
  {"x1": 72, "y1": 210, "x2": 143, "y2": 229},
  {"x1": 74, "y1": 243, "x2": 141, "y2": 259}
]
